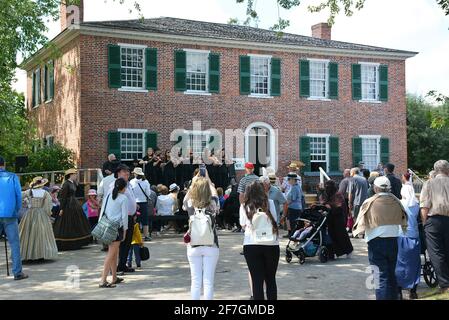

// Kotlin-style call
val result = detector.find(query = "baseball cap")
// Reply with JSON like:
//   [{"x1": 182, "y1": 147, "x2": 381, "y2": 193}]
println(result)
[
  {"x1": 374, "y1": 176, "x2": 391, "y2": 189},
  {"x1": 245, "y1": 162, "x2": 254, "y2": 169}
]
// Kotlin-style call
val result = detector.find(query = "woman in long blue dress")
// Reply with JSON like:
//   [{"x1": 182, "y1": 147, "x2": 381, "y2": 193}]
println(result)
[{"x1": 395, "y1": 172, "x2": 421, "y2": 299}]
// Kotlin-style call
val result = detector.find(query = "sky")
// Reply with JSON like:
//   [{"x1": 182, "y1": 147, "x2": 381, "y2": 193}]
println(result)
[{"x1": 14, "y1": 0, "x2": 449, "y2": 98}]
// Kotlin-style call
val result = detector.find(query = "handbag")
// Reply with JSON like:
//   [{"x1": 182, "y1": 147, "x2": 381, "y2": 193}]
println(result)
[
  {"x1": 140, "y1": 246, "x2": 150, "y2": 261},
  {"x1": 91, "y1": 195, "x2": 120, "y2": 245},
  {"x1": 137, "y1": 182, "x2": 150, "y2": 202}
]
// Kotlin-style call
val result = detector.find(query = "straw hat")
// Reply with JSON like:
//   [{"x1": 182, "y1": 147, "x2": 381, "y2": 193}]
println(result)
[
  {"x1": 65, "y1": 168, "x2": 78, "y2": 176},
  {"x1": 132, "y1": 167, "x2": 145, "y2": 176},
  {"x1": 287, "y1": 161, "x2": 305, "y2": 170},
  {"x1": 30, "y1": 176, "x2": 49, "y2": 189}
]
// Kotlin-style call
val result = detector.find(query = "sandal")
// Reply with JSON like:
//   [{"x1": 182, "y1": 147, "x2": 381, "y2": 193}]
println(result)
[
  {"x1": 111, "y1": 277, "x2": 124, "y2": 284},
  {"x1": 99, "y1": 282, "x2": 116, "y2": 288}
]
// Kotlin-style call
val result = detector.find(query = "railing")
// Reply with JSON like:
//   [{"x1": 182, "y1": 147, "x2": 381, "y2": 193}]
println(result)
[{"x1": 16, "y1": 168, "x2": 103, "y2": 187}]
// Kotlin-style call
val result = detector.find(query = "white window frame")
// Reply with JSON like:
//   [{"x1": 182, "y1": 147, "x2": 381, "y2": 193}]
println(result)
[
  {"x1": 308, "y1": 58, "x2": 330, "y2": 100},
  {"x1": 248, "y1": 54, "x2": 272, "y2": 98},
  {"x1": 359, "y1": 135, "x2": 381, "y2": 171},
  {"x1": 184, "y1": 49, "x2": 210, "y2": 94},
  {"x1": 118, "y1": 128, "x2": 147, "y2": 161},
  {"x1": 33, "y1": 68, "x2": 40, "y2": 108},
  {"x1": 359, "y1": 62, "x2": 380, "y2": 103},
  {"x1": 118, "y1": 43, "x2": 147, "y2": 92},
  {"x1": 307, "y1": 133, "x2": 330, "y2": 172}
]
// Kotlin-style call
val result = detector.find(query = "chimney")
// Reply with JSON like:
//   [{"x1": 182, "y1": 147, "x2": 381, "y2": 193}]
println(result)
[
  {"x1": 60, "y1": 0, "x2": 84, "y2": 31},
  {"x1": 311, "y1": 22, "x2": 331, "y2": 40}
]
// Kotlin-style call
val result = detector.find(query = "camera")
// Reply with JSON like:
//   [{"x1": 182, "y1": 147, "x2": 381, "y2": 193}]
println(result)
[{"x1": 199, "y1": 164, "x2": 206, "y2": 177}]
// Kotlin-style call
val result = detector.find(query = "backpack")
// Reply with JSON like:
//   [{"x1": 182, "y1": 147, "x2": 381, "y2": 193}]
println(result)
[
  {"x1": 189, "y1": 208, "x2": 215, "y2": 246},
  {"x1": 251, "y1": 209, "x2": 276, "y2": 244}
]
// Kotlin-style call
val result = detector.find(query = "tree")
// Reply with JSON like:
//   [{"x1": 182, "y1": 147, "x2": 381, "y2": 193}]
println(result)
[
  {"x1": 26, "y1": 143, "x2": 75, "y2": 173},
  {"x1": 427, "y1": 90, "x2": 449, "y2": 129},
  {"x1": 0, "y1": 91, "x2": 36, "y2": 171},
  {"x1": 234, "y1": 0, "x2": 449, "y2": 31},
  {"x1": 407, "y1": 94, "x2": 449, "y2": 174}
]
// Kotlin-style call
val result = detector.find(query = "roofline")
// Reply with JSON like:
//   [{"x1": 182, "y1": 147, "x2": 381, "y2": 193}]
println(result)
[
  {"x1": 21, "y1": 24, "x2": 417, "y2": 70},
  {"x1": 20, "y1": 27, "x2": 80, "y2": 71}
]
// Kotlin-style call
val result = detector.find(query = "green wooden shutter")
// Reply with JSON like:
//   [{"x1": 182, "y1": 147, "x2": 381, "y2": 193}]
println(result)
[
  {"x1": 145, "y1": 132, "x2": 158, "y2": 150},
  {"x1": 329, "y1": 137, "x2": 340, "y2": 172},
  {"x1": 49, "y1": 60, "x2": 55, "y2": 100},
  {"x1": 208, "y1": 53, "x2": 220, "y2": 93},
  {"x1": 108, "y1": 44, "x2": 121, "y2": 88},
  {"x1": 352, "y1": 137, "x2": 362, "y2": 167},
  {"x1": 174, "y1": 50, "x2": 186, "y2": 91},
  {"x1": 145, "y1": 48, "x2": 157, "y2": 91},
  {"x1": 328, "y1": 62, "x2": 338, "y2": 100},
  {"x1": 44, "y1": 65, "x2": 48, "y2": 102},
  {"x1": 108, "y1": 131, "x2": 121, "y2": 160},
  {"x1": 36, "y1": 68, "x2": 41, "y2": 104},
  {"x1": 352, "y1": 64, "x2": 361, "y2": 100},
  {"x1": 299, "y1": 60, "x2": 310, "y2": 97},
  {"x1": 380, "y1": 137, "x2": 390, "y2": 164},
  {"x1": 300, "y1": 136, "x2": 311, "y2": 172},
  {"x1": 379, "y1": 65, "x2": 388, "y2": 101},
  {"x1": 32, "y1": 72, "x2": 36, "y2": 107},
  {"x1": 271, "y1": 58, "x2": 281, "y2": 96},
  {"x1": 239, "y1": 55, "x2": 250, "y2": 95}
]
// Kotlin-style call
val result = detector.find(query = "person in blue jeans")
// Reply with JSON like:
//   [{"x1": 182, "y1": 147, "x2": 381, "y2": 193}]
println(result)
[
  {"x1": 353, "y1": 176, "x2": 408, "y2": 300},
  {"x1": 0, "y1": 156, "x2": 28, "y2": 280}
]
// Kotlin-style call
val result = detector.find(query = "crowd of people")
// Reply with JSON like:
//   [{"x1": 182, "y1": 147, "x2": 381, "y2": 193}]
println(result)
[{"x1": 1, "y1": 153, "x2": 449, "y2": 301}]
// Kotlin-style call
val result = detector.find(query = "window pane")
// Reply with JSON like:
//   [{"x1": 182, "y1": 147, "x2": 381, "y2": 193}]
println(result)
[
  {"x1": 361, "y1": 65, "x2": 378, "y2": 100},
  {"x1": 186, "y1": 52, "x2": 208, "y2": 92},
  {"x1": 310, "y1": 61, "x2": 327, "y2": 98},
  {"x1": 121, "y1": 47, "x2": 145, "y2": 89},
  {"x1": 362, "y1": 138, "x2": 378, "y2": 171},
  {"x1": 250, "y1": 57, "x2": 269, "y2": 95},
  {"x1": 309, "y1": 136, "x2": 328, "y2": 172}
]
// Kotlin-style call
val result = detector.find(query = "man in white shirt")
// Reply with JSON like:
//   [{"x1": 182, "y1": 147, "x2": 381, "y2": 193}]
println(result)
[{"x1": 129, "y1": 167, "x2": 153, "y2": 241}]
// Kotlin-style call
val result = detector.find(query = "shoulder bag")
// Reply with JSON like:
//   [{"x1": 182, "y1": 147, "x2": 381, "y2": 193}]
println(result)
[{"x1": 91, "y1": 195, "x2": 121, "y2": 245}]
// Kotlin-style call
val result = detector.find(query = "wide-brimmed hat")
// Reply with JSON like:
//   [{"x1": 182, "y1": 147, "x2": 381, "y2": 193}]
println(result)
[
  {"x1": 65, "y1": 168, "x2": 78, "y2": 176},
  {"x1": 268, "y1": 173, "x2": 277, "y2": 181},
  {"x1": 169, "y1": 183, "x2": 180, "y2": 192},
  {"x1": 133, "y1": 167, "x2": 145, "y2": 176},
  {"x1": 287, "y1": 161, "x2": 305, "y2": 170},
  {"x1": 87, "y1": 189, "x2": 97, "y2": 196},
  {"x1": 30, "y1": 176, "x2": 49, "y2": 189},
  {"x1": 51, "y1": 185, "x2": 61, "y2": 192}
]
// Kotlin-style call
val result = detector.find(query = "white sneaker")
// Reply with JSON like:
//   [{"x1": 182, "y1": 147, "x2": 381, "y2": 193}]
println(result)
[{"x1": 156, "y1": 232, "x2": 161, "y2": 237}]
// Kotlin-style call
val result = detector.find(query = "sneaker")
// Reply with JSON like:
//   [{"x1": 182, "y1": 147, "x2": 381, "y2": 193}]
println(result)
[
  {"x1": 156, "y1": 232, "x2": 161, "y2": 237},
  {"x1": 136, "y1": 265, "x2": 141, "y2": 269},
  {"x1": 346, "y1": 253, "x2": 352, "y2": 259},
  {"x1": 14, "y1": 273, "x2": 29, "y2": 281},
  {"x1": 144, "y1": 236, "x2": 152, "y2": 241}
]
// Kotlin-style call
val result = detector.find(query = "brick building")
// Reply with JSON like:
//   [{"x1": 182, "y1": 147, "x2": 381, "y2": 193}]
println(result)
[{"x1": 21, "y1": 2, "x2": 417, "y2": 187}]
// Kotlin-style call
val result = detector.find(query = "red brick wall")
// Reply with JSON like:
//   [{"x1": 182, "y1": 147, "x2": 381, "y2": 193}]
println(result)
[
  {"x1": 27, "y1": 38, "x2": 82, "y2": 163},
  {"x1": 30, "y1": 33, "x2": 409, "y2": 179}
]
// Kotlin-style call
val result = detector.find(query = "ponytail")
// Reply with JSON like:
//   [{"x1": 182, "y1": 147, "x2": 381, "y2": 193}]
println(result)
[{"x1": 113, "y1": 178, "x2": 127, "y2": 200}]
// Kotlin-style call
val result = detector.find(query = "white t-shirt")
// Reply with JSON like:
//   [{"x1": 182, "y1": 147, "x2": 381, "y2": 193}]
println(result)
[
  {"x1": 239, "y1": 201, "x2": 279, "y2": 246},
  {"x1": 156, "y1": 195, "x2": 176, "y2": 216},
  {"x1": 400, "y1": 183, "x2": 418, "y2": 208},
  {"x1": 130, "y1": 178, "x2": 151, "y2": 203},
  {"x1": 98, "y1": 175, "x2": 116, "y2": 200},
  {"x1": 100, "y1": 193, "x2": 129, "y2": 231}
]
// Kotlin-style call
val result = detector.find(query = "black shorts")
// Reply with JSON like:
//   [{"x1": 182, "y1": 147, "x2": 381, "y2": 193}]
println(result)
[{"x1": 114, "y1": 227, "x2": 124, "y2": 242}]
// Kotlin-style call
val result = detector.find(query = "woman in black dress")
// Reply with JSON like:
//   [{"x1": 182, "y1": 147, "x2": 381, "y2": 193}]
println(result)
[
  {"x1": 141, "y1": 148, "x2": 155, "y2": 184},
  {"x1": 53, "y1": 169, "x2": 92, "y2": 251},
  {"x1": 175, "y1": 149, "x2": 184, "y2": 188},
  {"x1": 152, "y1": 150, "x2": 163, "y2": 186},
  {"x1": 162, "y1": 150, "x2": 176, "y2": 187},
  {"x1": 320, "y1": 180, "x2": 353, "y2": 258}
]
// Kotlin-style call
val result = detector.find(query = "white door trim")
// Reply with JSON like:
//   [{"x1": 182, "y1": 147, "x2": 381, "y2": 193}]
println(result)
[{"x1": 244, "y1": 122, "x2": 278, "y2": 172}]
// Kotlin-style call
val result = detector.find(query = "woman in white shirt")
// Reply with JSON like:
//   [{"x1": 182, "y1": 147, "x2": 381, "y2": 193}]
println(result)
[
  {"x1": 130, "y1": 168, "x2": 151, "y2": 239},
  {"x1": 99, "y1": 178, "x2": 129, "y2": 288},
  {"x1": 183, "y1": 176, "x2": 219, "y2": 300},
  {"x1": 156, "y1": 185, "x2": 176, "y2": 216},
  {"x1": 239, "y1": 181, "x2": 279, "y2": 300}
]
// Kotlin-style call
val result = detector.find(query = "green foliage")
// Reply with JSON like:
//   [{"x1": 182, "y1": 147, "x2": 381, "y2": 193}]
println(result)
[
  {"x1": 26, "y1": 143, "x2": 75, "y2": 173},
  {"x1": 407, "y1": 94, "x2": 449, "y2": 174},
  {"x1": 0, "y1": 91, "x2": 36, "y2": 171},
  {"x1": 437, "y1": 0, "x2": 449, "y2": 15},
  {"x1": 427, "y1": 91, "x2": 449, "y2": 129}
]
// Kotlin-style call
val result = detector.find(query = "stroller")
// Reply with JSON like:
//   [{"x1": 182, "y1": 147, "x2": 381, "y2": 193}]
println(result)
[
  {"x1": 285, "y1": 205, "x2": 331, "y2": 264},
  {"x1": 418, "y1": 221, "x2": 438, "y2": 288}
]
